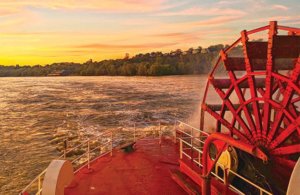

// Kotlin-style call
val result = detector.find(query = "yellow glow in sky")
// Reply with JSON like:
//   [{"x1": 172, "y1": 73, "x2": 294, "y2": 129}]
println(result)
[{"x1": 0, "y1": 0, "x2": 299, "y2": 65}]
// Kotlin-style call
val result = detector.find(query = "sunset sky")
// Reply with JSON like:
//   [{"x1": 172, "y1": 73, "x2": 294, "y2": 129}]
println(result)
[{"x1": 0, "y1": 0, "x2": 299, "y2": 65}]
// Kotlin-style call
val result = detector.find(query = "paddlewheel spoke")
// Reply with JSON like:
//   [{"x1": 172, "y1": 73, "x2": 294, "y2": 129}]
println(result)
[
  {"x1": 211, "y1": 79, "x2": 253, "y2": 139},
  {"x1": 262, "y1": 22, "x2": 277, "y2": 138},
  {"x1": 221, "y1": 50, "x2": 256, "y2": 136},
  {"x1": 273, "y1": 156, "x2": 296, "y2": 169},
  {"x1": 241, "y1": 30, "x2": 263, "y2": 137},
  {"x1": 276, "y1": 81, "x2": 299, "y2": 118},
  {"x1": 267, "y1": 58, "x2": 300, "y2": 142},
  {"x1": 291, "y1": 96, "x2": 300, "y2": 103},
  {"x1": 270, "y1": 116, "x2": 300, "y2": 149},
  {"x1": 203, "y1": 104, "x2": 250, "y2": 143},
  {"x1": 216, "y1": 103, "x2": 227, "y2": 132},
  {"x1": 271, "y1": 144, "x2": 300, "y2": 155}
]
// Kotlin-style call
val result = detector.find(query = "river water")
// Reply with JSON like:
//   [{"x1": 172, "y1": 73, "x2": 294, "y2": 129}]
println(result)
[{"x1": 0, "y1": 76, "x2": 207, "y2": 194}]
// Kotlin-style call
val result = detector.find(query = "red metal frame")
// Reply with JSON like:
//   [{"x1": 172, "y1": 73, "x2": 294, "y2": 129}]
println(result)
[
  {"x1": 201, "y1": 133, "x2": 268, "y2": 195},
  {"x1": 199, "y1": 21, "x2": 300, "y2": 194}
]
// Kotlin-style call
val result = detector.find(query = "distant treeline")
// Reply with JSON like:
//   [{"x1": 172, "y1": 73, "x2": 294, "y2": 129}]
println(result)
[{"x1": 0, "y1": 44, "x2": 239, "y2": 77}]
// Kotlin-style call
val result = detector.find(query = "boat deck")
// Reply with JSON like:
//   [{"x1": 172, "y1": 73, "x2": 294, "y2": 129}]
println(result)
[{"x1": 65, "y1": 137, "x2": 185, "y2": 195}]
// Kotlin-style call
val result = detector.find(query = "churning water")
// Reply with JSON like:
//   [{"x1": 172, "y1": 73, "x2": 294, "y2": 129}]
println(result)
[{"x1": 0, "y1": 76, "x2": 207, "y2": 194}]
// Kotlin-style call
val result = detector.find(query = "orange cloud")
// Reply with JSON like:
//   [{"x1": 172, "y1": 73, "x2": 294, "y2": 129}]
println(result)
[
  {"x1": 0, "y1": 0, "x2": 166, "y2": 13},
  {"x1": 156, "y1": 7, "x2": 246, "y2": 17},
  {"x1": 272, "y1": 4, "x2": 289, "y2": 11},
  {"x1": 152, "y1": 32, "x2": 188, "y2": 37},
  {"x1": 75, "y1": 42, "x2": 177, "y2": 50},
  {"x1": 246, "y1": 15, "x2": 300, "y2": 23},
  {"x1": 193, "y1": 15, "x2": 244, "y2": 26},
  {"x1": 0, "y1": 7, "x2": 20, "y2": 16}
]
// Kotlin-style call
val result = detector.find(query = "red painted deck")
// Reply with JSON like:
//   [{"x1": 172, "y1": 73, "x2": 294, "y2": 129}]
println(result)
[{"x1": 65, "y1": 138, "x2": 186, "y2": 195}]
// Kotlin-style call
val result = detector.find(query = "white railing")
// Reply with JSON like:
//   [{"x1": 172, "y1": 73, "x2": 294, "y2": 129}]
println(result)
[
  {"x1": 20, "y1": 131, "x2": 113, "y2": 195},
  {"x1": 123, "y1": 121, "x2": 164, "y2": 144},
  {"x1": 175, "y1": 120, "x2": 209, "y2": 168},
  {"x1": 20, "y1": 169, "x2": 47, "y2": 195},
  {"x1": 175, "y1": 121, "x2": 272, "y2": 195},
  {"x1": 20, "y1": 121, "x2": 169, "y2": 195}
]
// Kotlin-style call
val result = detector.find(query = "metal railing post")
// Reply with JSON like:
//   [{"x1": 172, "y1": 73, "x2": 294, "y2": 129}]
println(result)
[
  {"x1": 174, "y1": 120, "x2": 177, "y2": 143},
  {"x1": 200, "y1": 132, "x2": 204, "y2": 151},
  {"x1": 38, "y1": 176, "x2": 41, "y2": 195},
  {"x1": 191, "y1": 127, "x2": 193, "y2": 146},
  {"x1": 87, "y1": 139, "x2": 90, "y2": 169},
  {"x1": 191, "y1": 127, "x2": 193, "y2": 161},
  {"x1": 99, "y1": 136, "x2": 102, "y2": 155},
  {"x1": 134, "y1": 123, "x2": 136, "y2": 142},
  {"x1": 198, "y1": 149, "x2": 201, "y2": 166},
  {"x1": 110, "y1": 132, "x2": 113, "y2": 156},
  {"x1": 63, "y1": 138, "x2": 68, "y2": 159},
  {"x1": 180, "y1": 139, "x2": 183, "y2": 159},
  {"x1": 224, "y1": 168, "x2": 229, "y2": 186},
  {"x1": 159, "y1": 121, "x2": 162, "y2": 145}
]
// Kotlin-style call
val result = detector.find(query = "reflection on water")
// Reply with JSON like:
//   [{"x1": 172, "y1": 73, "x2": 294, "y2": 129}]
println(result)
[{"x1": 0, "y1": 76, "x2": 206, "y2": 194}]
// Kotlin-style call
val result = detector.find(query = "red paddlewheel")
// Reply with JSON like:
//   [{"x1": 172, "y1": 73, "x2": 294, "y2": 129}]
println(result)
[{"x1": 200, "y1": 21, "x2": 300, "y2": 193}]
